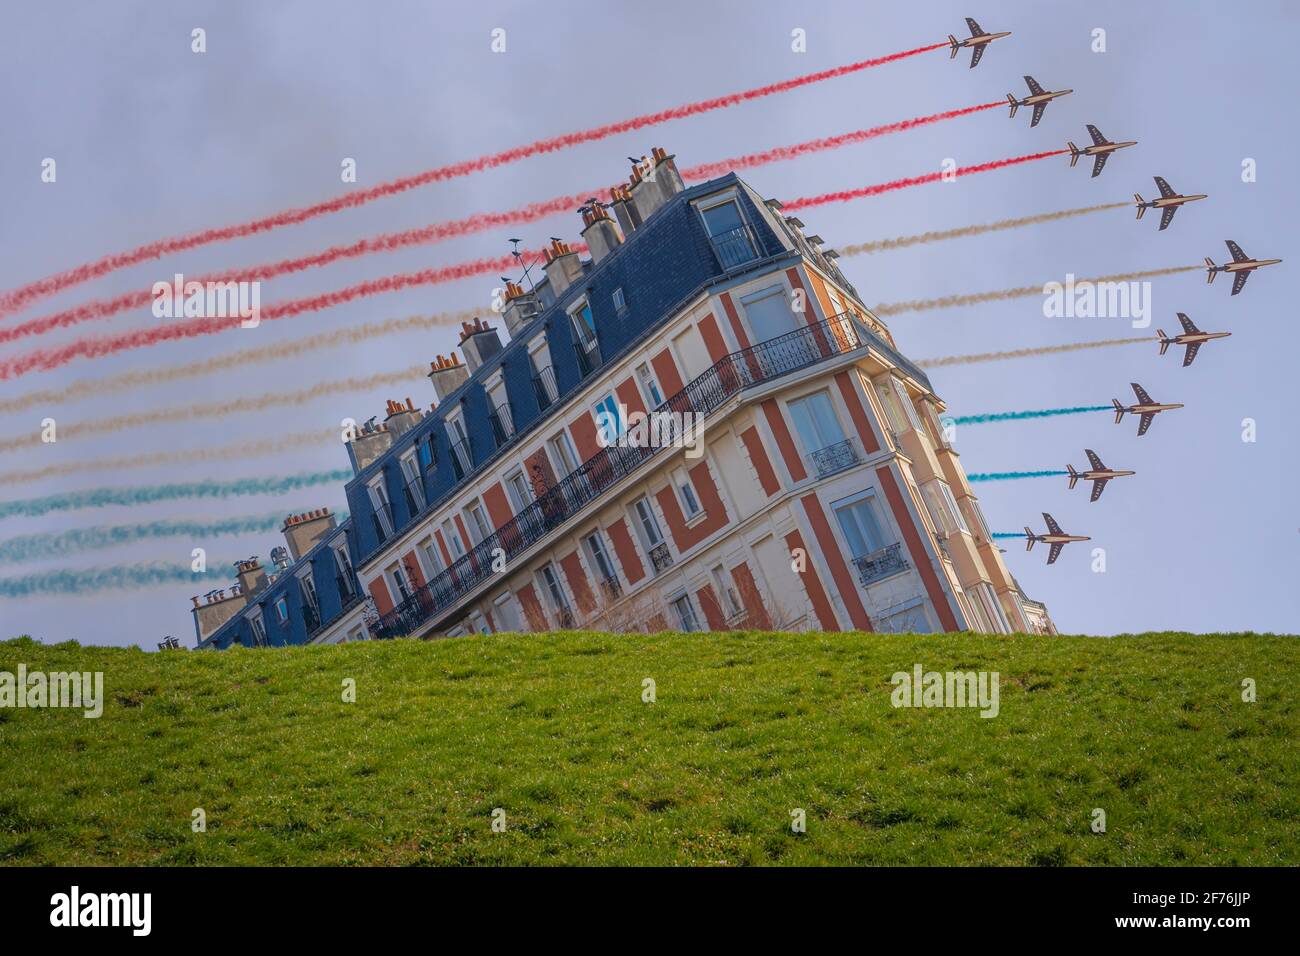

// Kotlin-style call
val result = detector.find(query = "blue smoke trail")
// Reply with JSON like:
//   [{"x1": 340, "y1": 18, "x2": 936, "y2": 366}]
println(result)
[
  {"x1": 949, "y1": 405, "x2": 1110, "y2": 426},
  {"x1": 992, "y1": 532, "x2": 1027, "y2": 539},
  {"x1": 0, "y1": 471, "x2": 350, "y2": 521},
  {"x1": 967, "y1": 470, "x2": 1069, "y2": 482},
  {"x1": 0, "y1": 561, "x2": 234, "y2": 598}
]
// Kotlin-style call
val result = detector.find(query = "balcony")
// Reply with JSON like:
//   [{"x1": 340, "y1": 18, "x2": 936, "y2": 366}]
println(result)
[
  {"x1": 373, "y1": 312, "x2": 878, "y2": 639},
  {"x1": 648, "y1": 542, "x2": 674, "y2": 575},
  {"x1": 574, "y1": 339, "x2": 600, "y2": 379},
  {"x1": 709, "y1": 223, "x2": 760, "y2": 271},
  {"x1": 599, "y1": 576, "x2": 622, "y2": 601},
  {"x1": 808, "y1": 437, "x2": 861, "y2": 479},
  {"x1": 532, "y1": 366, "x2": 559, "y2": 411},
  {"x1": 302, "y1": 602, "x2": 321, "y2": 635},
  {"x1": 555, "y1": 605, "x2": 575, "y2": 629},
  {"x1": 853, "y1": 542, "x2": 908, "y2": 586},
  {"x1": 489, "y1": 403, "x2": 515, "y2": 447}
]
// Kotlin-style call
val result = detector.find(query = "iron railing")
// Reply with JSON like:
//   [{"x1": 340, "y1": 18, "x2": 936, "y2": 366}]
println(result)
[
  {"x1": 374, "y1": 312, "x2": 873, "y2": 639},
  {"x1": 532, "y1": 366, "x2": 558, "y2": 411},
  {"x1": 450, "y1": 438, "x2": 472, "y2": 480},
  {"x1": 371, "y1": 502, "x2": 395, "y2": 546},
  {"x1": 489, "y1": 403, "x2": 515, "y2": 446},
  {"x1": 403, "y1": 477, "x2": 426, "y2": 516},
  {"x1": 709, "y1": 224, "x2": 760, "y2": 270},
  {"x1": 853, "y1": 542, "x2": 908, "y2": 585},
  {"x1": 648, "y1": 542, "x2": 674, "y2": 574},
  {"x1": 302, "y1": 602, "x2": 321, "y2": 635},
  {"x1": 808, "y1": 437, "x2": 860, "y2": 478},
  {"x1": 575, "y1": 339, "x2": 600, "y2": 378},
  {"x1": 599, "y1": 576, "x2": 622, "y2": 600}
]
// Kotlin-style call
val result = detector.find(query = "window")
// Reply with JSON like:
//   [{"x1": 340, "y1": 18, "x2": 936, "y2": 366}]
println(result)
[
  {"x1": 417, "y1": 537, "x2": 443, "y2": 581},
  {"x1": 298, "y1": 572, "x2": 318, "y2": 610},
  {"x1": 569, "y1": 301, "x2": 599, "y2": 353},
  {"x1": 346, "y1": 625, "x2": 366, "y2": 643},
  {"x1": 465, "y1": 503, "x2": 492, "y2": 545},
  {"x1": 713, "y1": 565, "x2": 743, "y2": 618},
  {"x1": 877, "y1": 378, "x2": 922, "y2": 433},
  {"x1": 488, "y1": 380, "x2": 514, "y2": 442},
  {"x1": 468, "y1": 611, "x2": 491, "y2": 635},
  {"x1": 538, "y1": 563, "x2": 572, "y2": 625},
  {"x1": 922, "y1": 481, "x2": 969, "y2": 537},
  {"x1": 834, "y1": 496, "x2": 887, "y2": 559},
  {"x1": 675, "y1": 471, "x2": 702, "y2": 519},
  {"x1": 448, "y1": 412, "x2": 471, "y2": 477},
  {"x1": 387, "y1": 564, "x2": 413, "y2": 603},
  {"x1": 788, "y1": 391, "x2": 846, "y2": 454},
  {"x1": 632, "y1": 496, "x2": 663, "y2": 548},
  {"x1": 367, "y1": 479, "x2": 394, "y2": 541},
  {"x1": 274, "y1": 596, "x2": 290, "y2": 625},
  {"x1": 549, "y1": 430, "x2": 581, "y2": 476},
  {"x1": 494, "y1": 592, "x2": 523, "y2": 632},
  {"x1": 442, "y1": 520, "x2": 466, "y2": 560},
  {"x1": 418, "y1": 434, "x2": 436, "y2": 470},
  {"x1": 592, "y1": 393, "x2": 623, "y2": 447},
  {"x1": 612, "y1": 286, "x2": 627, "y2": 313},
  {"x1": 741, "y1": 285, "x2": 798, "y2": 342},
  {"x1": 671, "y1": 594, "x2": 700, "y2": 632},
  {"x1": 584, "y1": 531, "x2": 617, "y2": 584},
  {"x1": 333, "y1": 544, "x2": 357, "y2": 600},
  {"x1": 529, "y1": 345, "x2": 558, "y2": 408},
  {"x1": 699, "y1": 197, "x2": 757, "y2": 269},
  {"x1": 400, "y1": 451, "x2": 425, "y2": 513},
  {"x1": 506, "y1": 470, "x2": 533, "y2": 513},
  {"x1": 636, "y1": 362, "x2": 664, "y2": 408},
  {"x1": 248, "y1": 610, "x2": 268, "y2": 647}
]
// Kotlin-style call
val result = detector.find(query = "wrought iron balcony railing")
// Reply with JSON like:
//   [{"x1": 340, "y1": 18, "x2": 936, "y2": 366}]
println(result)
[
  {"x1": 853, "y1": 542, "x2": 908, "y2": 586},
  {"x1": 648, "y1": 542, "x2": 674, "y2": 575},
  {"x1": 599, "y1": 576, "x2": 622, "y2": 601},
  {"x1": 709, "y1": 224, "x2": 760, "y2": 271},
  {"x1": 302, "y1": 602, "x2": 321, "y2": 635},
  {"x1": 808, "y1": 437, "x2": 861, "y2": 478},
  {"x1": 374, "y1": 312, "x2": 875, "y2": 639},
  {"x1": 575, "y1": 340, "x2": 600, "y2": 378}
]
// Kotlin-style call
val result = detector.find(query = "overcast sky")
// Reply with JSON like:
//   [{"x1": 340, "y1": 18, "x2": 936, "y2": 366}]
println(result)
[{"x1": 1, "y1": 0, "x2": 1295, "y2": 646}]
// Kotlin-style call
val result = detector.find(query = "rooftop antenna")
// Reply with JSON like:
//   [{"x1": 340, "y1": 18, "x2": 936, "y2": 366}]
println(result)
[{"x1": 508, "y1": 238, "x2": 539, "y2": 292}]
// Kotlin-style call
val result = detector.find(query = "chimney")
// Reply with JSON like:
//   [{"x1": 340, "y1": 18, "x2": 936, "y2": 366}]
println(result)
[
  {"x1": 542, "y1": 238, "x2": 584, "y2": 297},
  {"x1": 580, "y1": 202, "x2": 623, "y2": 263},
  {"x1": 629, "y1": 148, "x2": 684, "y2": 223},
  {"x1": 190, "y1": 586, "x2": 248, "y2": 643},
  {"x1": 609, "y1": 184, "x2": 642, "y2": 236},
  {"x1": 384, "y1": 396, "x2": 424, "y2": 438},
  {"x1": 347, "y1": 417, "x2": 393, "y2": 473},
  {"x1": 650, "y1": 146, "x2": 685, "y2": 197},
  {"x1": 235, "y1": 558, "x2": 268, "y2": 598},
  {"x1": 282, "y1": 507, "x2": 338, "y2": 562},
  {"x1": 501, "y1": 281, "x2": 541, "y2": 337},
  {"x1": 426, "y1": 352, "x2": 469, "y2": 403},
  {"x1": 458, "y1": 317, "x2": 504, "y2": 373}
]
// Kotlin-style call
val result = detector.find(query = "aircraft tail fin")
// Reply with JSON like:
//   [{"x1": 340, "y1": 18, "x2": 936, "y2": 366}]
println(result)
[
  {"x1": 948, "y1": 35, "x2": 960, "y2": 58},
  {"x1": 1067, "y1": 143, "x2": 1080, "y2": 167},
  {"x1": 1006, "y1": 94, "x2": 1018, "y2": 118},
  {"x1": 1067, "y1": 464, "x2": 1079, "y2": 490},
  {"x1": 1205, "y1": 258, "x2": 1217, "y2": 283},
  {"x1": 1157, "y1": 331, "x2": 1170, "y2": 355},
  {"x1": 1024, "y1": 529, "x2": 1035, "y2": 551},
  {"x1": 1134, "y1": 194, "x2": 1146, "y2": 218},
  {"x1": 1112, "y1": 398, "x2": 1125, "y2": 423}
]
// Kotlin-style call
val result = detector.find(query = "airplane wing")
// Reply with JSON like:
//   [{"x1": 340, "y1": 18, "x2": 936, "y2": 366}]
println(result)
[
  {"x1": 1091, "y1": 153, "x2": 1108, "y2": 178},
  {"x1": 1024, "y1": 75, "x2": 1045, "y2": 95},
  {"x1": 969, "y1": 44, "x2": 985, "y2": 69},
  {"x1": 1183, "y1": 342, "x2": 1202, "y2": 367},
  {"x1": 1232, "y1": 271, "x2": 1249, "y2": 295},
  {"x1": 1177, "y1": 312, "x2": 1199, "y2": 334},
  {"x1": 1086, "y1": 448, "x2": 1105, "y2": 471},
  {"x1": 1030, "y1": 102, "x2": 1047, "y2": 127},
  {"x1": 1159, "y1": 206, "x2": 1177, "y2": 231},
  {"x1": 1042, "y1": 512, "x2": 1063, "y2": 535},
  {"x1": 1047, "y1": 542, "x2": 1064, "y2": 565},
  {"x1": 966, "y1": 17, "x2": 987, "y2": 36},
  {"x1": 1137, "y1": 413, "x2": 1155, "y2": 436},
  {"x1": 1086, "y1": 124, "x2": 1107, "y2": 146},
  {"x1": 1226, "y1": 240, "x2": 1248, "y2": 262},
  {"x1": 1131, "y1": 382, "x2": 1155, "y2": 405},
  {"x1": 1154, "y1": 176, "x2": 1175, "y2": 198},
  {"x1": 1090, "y1": 478, "x2": 1109, "y2": 503}
]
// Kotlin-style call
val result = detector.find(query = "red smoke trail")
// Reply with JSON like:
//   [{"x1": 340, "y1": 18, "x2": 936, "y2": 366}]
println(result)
[
  {"x1": 0, "y1": 247, "x2": 574, "y2": 381},
  {"x1": 2, "y1": 99, "x2": 999, "y2": 346},
  {"x1": 0, "y1": 42, "x2": 946, "y2": 318},
  {"x1": 783, "y1": 149, "x2": 1070, "y2": 210}
]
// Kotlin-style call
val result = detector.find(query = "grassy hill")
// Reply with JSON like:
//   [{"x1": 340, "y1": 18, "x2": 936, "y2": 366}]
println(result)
[{"x1": 1, "y1": 631, "x2": 1296, "y2": 866}]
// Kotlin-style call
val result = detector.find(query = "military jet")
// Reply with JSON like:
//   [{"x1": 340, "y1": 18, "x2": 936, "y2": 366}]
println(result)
[
  {"x1": 1134, "y1": 176, "x2": 1206, "y2": 231},
  {"x1": 948, "y1": 17, "x2": 1011, "y2": 69},
  {"x1": 1112, "y1": 382, "x2": 1183, "y2": 436},
  {"x1": 1007, "y1": 75, "x2": 1072, "y2": 127},
  {"x1": 1024, "y1": 513, "x2": 1090, "y2": 565},
  {"x1": 1205, "y1": 240, "x2": 1282, "y2": 296},
  {"x1": 1068, "y1": 125, "x2": 1137, "y2": 178},
  {"x1": 1157, "y1": 313, "x2": 1231, "y2": 367},
  {"x1": 1067, "y1": 449, "x2": 1134, "y2": 502}
]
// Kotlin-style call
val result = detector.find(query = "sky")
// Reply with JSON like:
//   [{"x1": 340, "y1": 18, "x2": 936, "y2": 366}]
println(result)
[{"x1": 0, "y1": 0, "x2": 1295, "y2": 646}]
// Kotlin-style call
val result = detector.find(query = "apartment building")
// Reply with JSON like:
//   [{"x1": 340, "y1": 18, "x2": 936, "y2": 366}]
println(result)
[{"x1": 193, "y1": 147, "x2": 1055, "y2": 648}]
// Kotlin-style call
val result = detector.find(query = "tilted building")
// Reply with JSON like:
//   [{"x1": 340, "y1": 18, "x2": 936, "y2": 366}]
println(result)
[{"x1": 193, "y1": 148, "x2": 1054, "y2": 648}]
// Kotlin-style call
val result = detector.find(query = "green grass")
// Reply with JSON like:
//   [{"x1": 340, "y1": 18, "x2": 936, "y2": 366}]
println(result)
[{"x1": 1, "y1": 631, "x2": 1296, "y2": 866}]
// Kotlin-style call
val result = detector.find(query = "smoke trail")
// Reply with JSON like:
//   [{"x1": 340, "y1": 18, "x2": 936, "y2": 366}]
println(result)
[
  {"x1": 950, "y1": 406, "x2": 1110, "y2": 426},
  {"x1": 0, "y1": 471, "x2": 350, "y2": 520},
  {"x1": 0, "y1": 312, "x2": 474, "y2": 416},
  {"x1": 0, "y1": 367, "x2": 428, "y2": 453},
  {"x1": 966, "y1": 470, "x2": 1069, "y2": 482},
  {"x1": 5, "y1": 102, "x2": 999, "y2": 345},
  {"x1": 917, "y1": 336, "x2": 1149, "y2": 369},
  {"x1": 0, "y1": 561, "x2": 233, "y2": 598},
  {"x1": 783, "y1": 149, "x2": 1069, "y2": 211},
  {"x1": 0, "y1": 513, "x2": 290, "y2": 563},
  {"x1": 0, "y1": 42, "x2": 945, "y2": 317},
  {"x1": 0, "y1": 428, "x2": 339, "y2": 486},
  {"x1": 873, "y1": 265, "x2": 1201, "y2": 317},
  {"x1": 0, "y1": 249, "x2": 558, "y2": 381},
  {"x1": 840, "y1": 202, "x2": 1129, "y2": 256},
  {"x1": 991, "y1": 532, "x2": 1026, "y2": 539}
]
